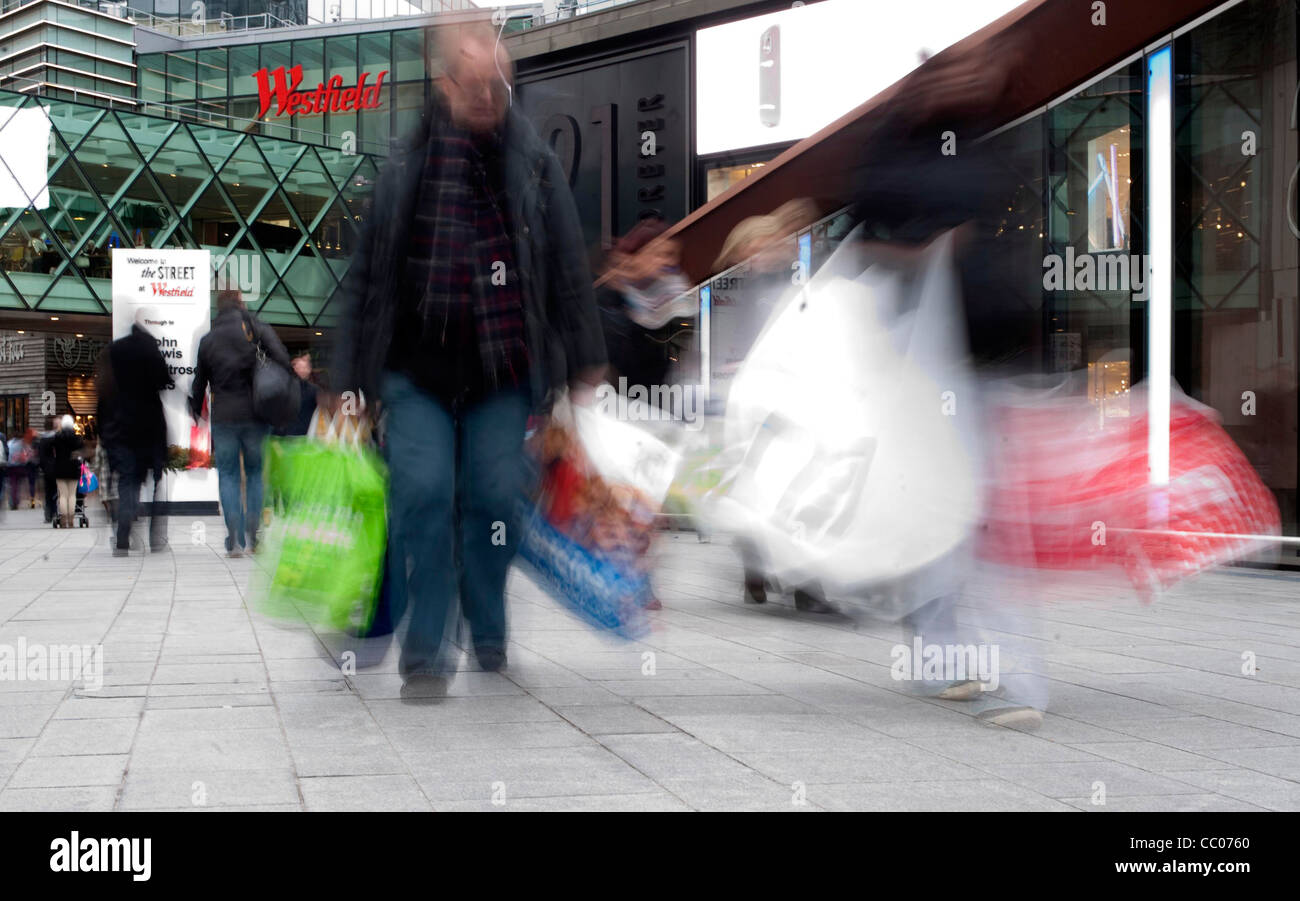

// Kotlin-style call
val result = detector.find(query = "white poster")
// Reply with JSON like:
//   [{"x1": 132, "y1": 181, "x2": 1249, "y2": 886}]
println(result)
[
  {"x1": 111, "y1": 249, "x2": 215, "y2": 502},
  {"x1": 0, "y1": 106, "x2": 51, "y2": 209},
  {"x1": 695, "y1": 0, "x2": 1024, "y2": 155}
]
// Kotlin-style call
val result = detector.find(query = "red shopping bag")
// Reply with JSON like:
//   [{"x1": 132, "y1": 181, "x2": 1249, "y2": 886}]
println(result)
[
  {"x1": 979, "y1": 384, "x2": 1280, "y2": 599},
  {"x1": 189, "y1": 395, "x2": 211, "y2": 469}
]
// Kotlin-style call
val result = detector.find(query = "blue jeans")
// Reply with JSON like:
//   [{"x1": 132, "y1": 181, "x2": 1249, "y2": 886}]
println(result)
[
  {"x1": 382, "y1": 371, "x2": 531, "y2": 678},
  {"x1": 212, "y1": 421, "x2": 269, "y2": 550}
]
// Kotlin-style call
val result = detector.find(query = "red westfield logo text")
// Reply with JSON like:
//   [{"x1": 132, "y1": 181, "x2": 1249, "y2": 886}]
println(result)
[{"x1": 252, "y1": 65, "x2": 389, "y2": 118}]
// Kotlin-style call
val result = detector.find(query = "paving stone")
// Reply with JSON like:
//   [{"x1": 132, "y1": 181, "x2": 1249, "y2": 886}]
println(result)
[
  {"x1": 300, "y1": 775, "x2": 431, "y2": 811},
  {"x1": 3, "y1": 511, "x2": 1300, "y2": 810}
]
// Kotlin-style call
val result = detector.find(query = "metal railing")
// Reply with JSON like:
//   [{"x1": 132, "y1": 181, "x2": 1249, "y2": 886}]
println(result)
[
  {"x1": 526, "y1": 0, "x2": 642, "y2": 29},
  {"x1": 126, "y1": 9, "x2": 297, "y2": 36},
  {"x1": 304, "y1": 0, "x2": 477, "y2": 25}
]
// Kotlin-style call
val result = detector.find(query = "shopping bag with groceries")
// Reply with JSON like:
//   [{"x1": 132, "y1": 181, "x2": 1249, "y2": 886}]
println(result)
[{"x1": 516, "y1": 396, "x2": 678, "y2": 639}]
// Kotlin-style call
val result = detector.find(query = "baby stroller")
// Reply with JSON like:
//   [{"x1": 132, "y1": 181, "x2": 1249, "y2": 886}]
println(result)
[{"x1": 53, "y1": 462, "x2": 93, "y2": 529}]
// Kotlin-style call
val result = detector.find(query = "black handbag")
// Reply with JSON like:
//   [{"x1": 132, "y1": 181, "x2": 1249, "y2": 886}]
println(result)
[{"x1": 241, "y1": 312, "x2": 300, "y2": 427}]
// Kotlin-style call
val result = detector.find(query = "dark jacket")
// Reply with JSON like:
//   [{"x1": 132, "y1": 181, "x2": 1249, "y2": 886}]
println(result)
[
  {"x1": 51, "y1": 429, "x2": 83, "y2": 480},
  {"x1": 105, "y1": 325, "x2": 171, "y2": 455},
  {"x1": 190, "y1": 308, "x2": 292, "y2": 424},
  {"x1": 274, "y1": 379, "x2": 320, "y2": 438},
  {"x1": 596, "y1": 286, "x2": 672, "y2": 390},
  {"x1": 332, "y1": 96, "x2": 606, "y2": 412}
]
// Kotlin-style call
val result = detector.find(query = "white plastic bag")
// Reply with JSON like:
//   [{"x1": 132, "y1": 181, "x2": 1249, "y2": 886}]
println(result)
[
  {"x1": 570, "y1": 396, "x2": 681, "y2": 510},
  {"x1": 703, "y1": 229, "x2": 983, "y2": 604}
]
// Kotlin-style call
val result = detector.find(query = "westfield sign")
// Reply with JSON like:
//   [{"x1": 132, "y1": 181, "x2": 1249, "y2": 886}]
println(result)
[{"x1": 252, "y1": 65, "x2": 389, "y2": 118}]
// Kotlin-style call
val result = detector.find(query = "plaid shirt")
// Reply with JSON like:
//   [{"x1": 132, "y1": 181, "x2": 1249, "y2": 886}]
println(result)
[{"x1": 400, "y1": 114, "x2": 528, "y2": 401}]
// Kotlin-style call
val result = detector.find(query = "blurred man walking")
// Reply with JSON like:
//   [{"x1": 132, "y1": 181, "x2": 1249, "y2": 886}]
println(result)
[
  {"x1": 103, "y1": 313, "x2": 172, "y2": 555},
  {"x1": 333, "y1": 22, "x2": 605, "y2": 699}
]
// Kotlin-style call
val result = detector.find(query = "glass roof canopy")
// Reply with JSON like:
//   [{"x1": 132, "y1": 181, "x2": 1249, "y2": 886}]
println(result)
[{"x1": 0, "y1": 87, "x2": 382, "y2": 327}]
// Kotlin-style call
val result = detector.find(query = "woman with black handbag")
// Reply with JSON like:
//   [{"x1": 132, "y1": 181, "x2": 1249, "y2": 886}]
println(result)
[{"x1": 189, "y1": 289, "x2": 294, "y2": 556}]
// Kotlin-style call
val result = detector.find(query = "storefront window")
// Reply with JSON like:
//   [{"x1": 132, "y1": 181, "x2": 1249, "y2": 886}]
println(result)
[
  {"x1": 393, "y1": 28, "x2": 425, "y2": 83},
  {"x1": 293, "y1": 39, "x2": 325, "y2": 91},
  {"x1": 705, "y1": 160, "x2": 769, "y2": 202},
  {"x1": 261, "y1": 42, "x2": 291, "y2": 77},
  {"x1": 229, "y1": 45, "x2": 259, "y2": 98},
  {"x1": 358, "y1": 32, "x2": 391, "y2": 78},
  {"x1": 1175, "y1": 0, "x2": 1299, "y2": 539},
  {"x1": 138, "y1": 53, "x2": 167, "y2": 111},
  {"x1": 325, "y1": 35, "x2": 358, "y2": 86},
  {"x1": 394, "y1": 82, "x2": 424, "y2": 141},
  {"x1": 166, "y1": 51, "x2": 197, "y2": 103},
  {"x1": 197, "y1": 48, "x2": 227, "y2": 100}
]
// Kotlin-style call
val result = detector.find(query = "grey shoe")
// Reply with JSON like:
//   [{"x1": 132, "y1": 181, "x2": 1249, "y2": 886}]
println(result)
[
  {"x1": 936, "y1": 680, "x2": 985, "y2": 701},
  {"x1": 977, "y1": 706, "x2": 1044, "y2": 730},
  {"x1": 400, "y1": 673, "x2": 450, "y2": 701}
]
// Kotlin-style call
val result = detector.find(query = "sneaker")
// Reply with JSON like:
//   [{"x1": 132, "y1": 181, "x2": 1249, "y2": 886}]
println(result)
[
  {"x1": 977, "y1": 706, "x2": 1044, "y2": 730},
  {"x1": 644, "y1": 597, "x2": 663, "y2": 610},
  {"x1": 400, "y1": 673, "x2": 449, "y2": 700},
  {"x1": 112, "y1": 547, "x2": 129, "y2": 558},
  {"x1": 743, "y1": 576, "x2": 768, "y2": 604}
]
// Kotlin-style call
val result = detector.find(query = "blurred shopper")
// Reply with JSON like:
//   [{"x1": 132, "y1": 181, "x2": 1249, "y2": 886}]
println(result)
[
  {"x1": 94, "y1": 350, "x2": 120, "y2": 531},
  {"x1": 105, "y1": 312, "x2": 172, "y2": 556},
  {"x1": 5, "y1": 428, "x2": 32, "y2": 509},
  {"x1": 714, "y1": 200, "x2": 835, "y2": 615},
  {"x1": 190, "y1": 289, "x2": 292, "y2": 556},
  {"x1": 92, "y1": 433, "x2": 117, "y2": 530},
  {"x1": 333, "y1": 22, "x2": 605, "y2": 699},
  {"x1": 37, "y1": 420, "x2": 57, "y2": 523},
  {"x1": 597, "y1": 218, "x2": 691, "y2": 393},
  {"x1": 274, "y1": 352, "x2": 321, "y2": 438},
  {"x1": 51, "y1": 415, "x2": 83, "y2": 528},
  {"x1": 844, "y1": 35, "x2": 1047, "y2": 728}
]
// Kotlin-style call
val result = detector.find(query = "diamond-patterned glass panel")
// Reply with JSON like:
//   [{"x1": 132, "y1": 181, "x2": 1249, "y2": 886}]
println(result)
[{"x1": 0, "y1": 88, "x2": 386, "y2": 327}]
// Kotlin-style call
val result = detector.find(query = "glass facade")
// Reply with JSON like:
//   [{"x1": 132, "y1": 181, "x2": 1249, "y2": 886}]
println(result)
[
  {"x1": 1173, "y1": 0, "x2": 1298, "y2": 541},
  {"x1": 0, "y1": 86, "x2": 380, "y2": 326},
  {"x1": 137, "y1": 26, "x2": 431, "y2": 154},
  {"x1": 0, "y1": 0, "x2": 137, "y2": 105}
]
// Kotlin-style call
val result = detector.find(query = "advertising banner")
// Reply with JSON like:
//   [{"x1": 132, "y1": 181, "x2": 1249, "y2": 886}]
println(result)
[
  {"x1": 111, "y1": 248, "x2": 215, "y2": 503},
  {"x1": 695, "y1": 0, "x2": 1023, "y2": 155}
]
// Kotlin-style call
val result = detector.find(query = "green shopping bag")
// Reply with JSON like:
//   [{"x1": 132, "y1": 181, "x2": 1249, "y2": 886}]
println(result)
[{"x1": 255, "y1": 438, "x2": 388, "y2": 633}]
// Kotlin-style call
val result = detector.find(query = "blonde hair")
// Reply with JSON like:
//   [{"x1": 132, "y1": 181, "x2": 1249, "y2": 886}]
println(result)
[{"x1": 712, "y1": 198, "x2": 820, "y2": 271}]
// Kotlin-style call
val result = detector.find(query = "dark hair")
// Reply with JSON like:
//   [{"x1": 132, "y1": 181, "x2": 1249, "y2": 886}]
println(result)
[
  {"x1": 215, "y1": 289, "x2": 245, "y2": 313},
  {"x1": 614, "y1": 217, "x2": 670, "y2": 257}
]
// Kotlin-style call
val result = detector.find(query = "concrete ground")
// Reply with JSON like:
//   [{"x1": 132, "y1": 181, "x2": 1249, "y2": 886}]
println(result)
[{"x1": 1, "y1": 505, "x2": 1299, "y2": 811}]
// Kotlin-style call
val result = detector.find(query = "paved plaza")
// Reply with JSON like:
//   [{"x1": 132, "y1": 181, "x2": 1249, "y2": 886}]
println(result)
[{"x1": 1, "y1": 507, "x2": 1299, "y2": 811}]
